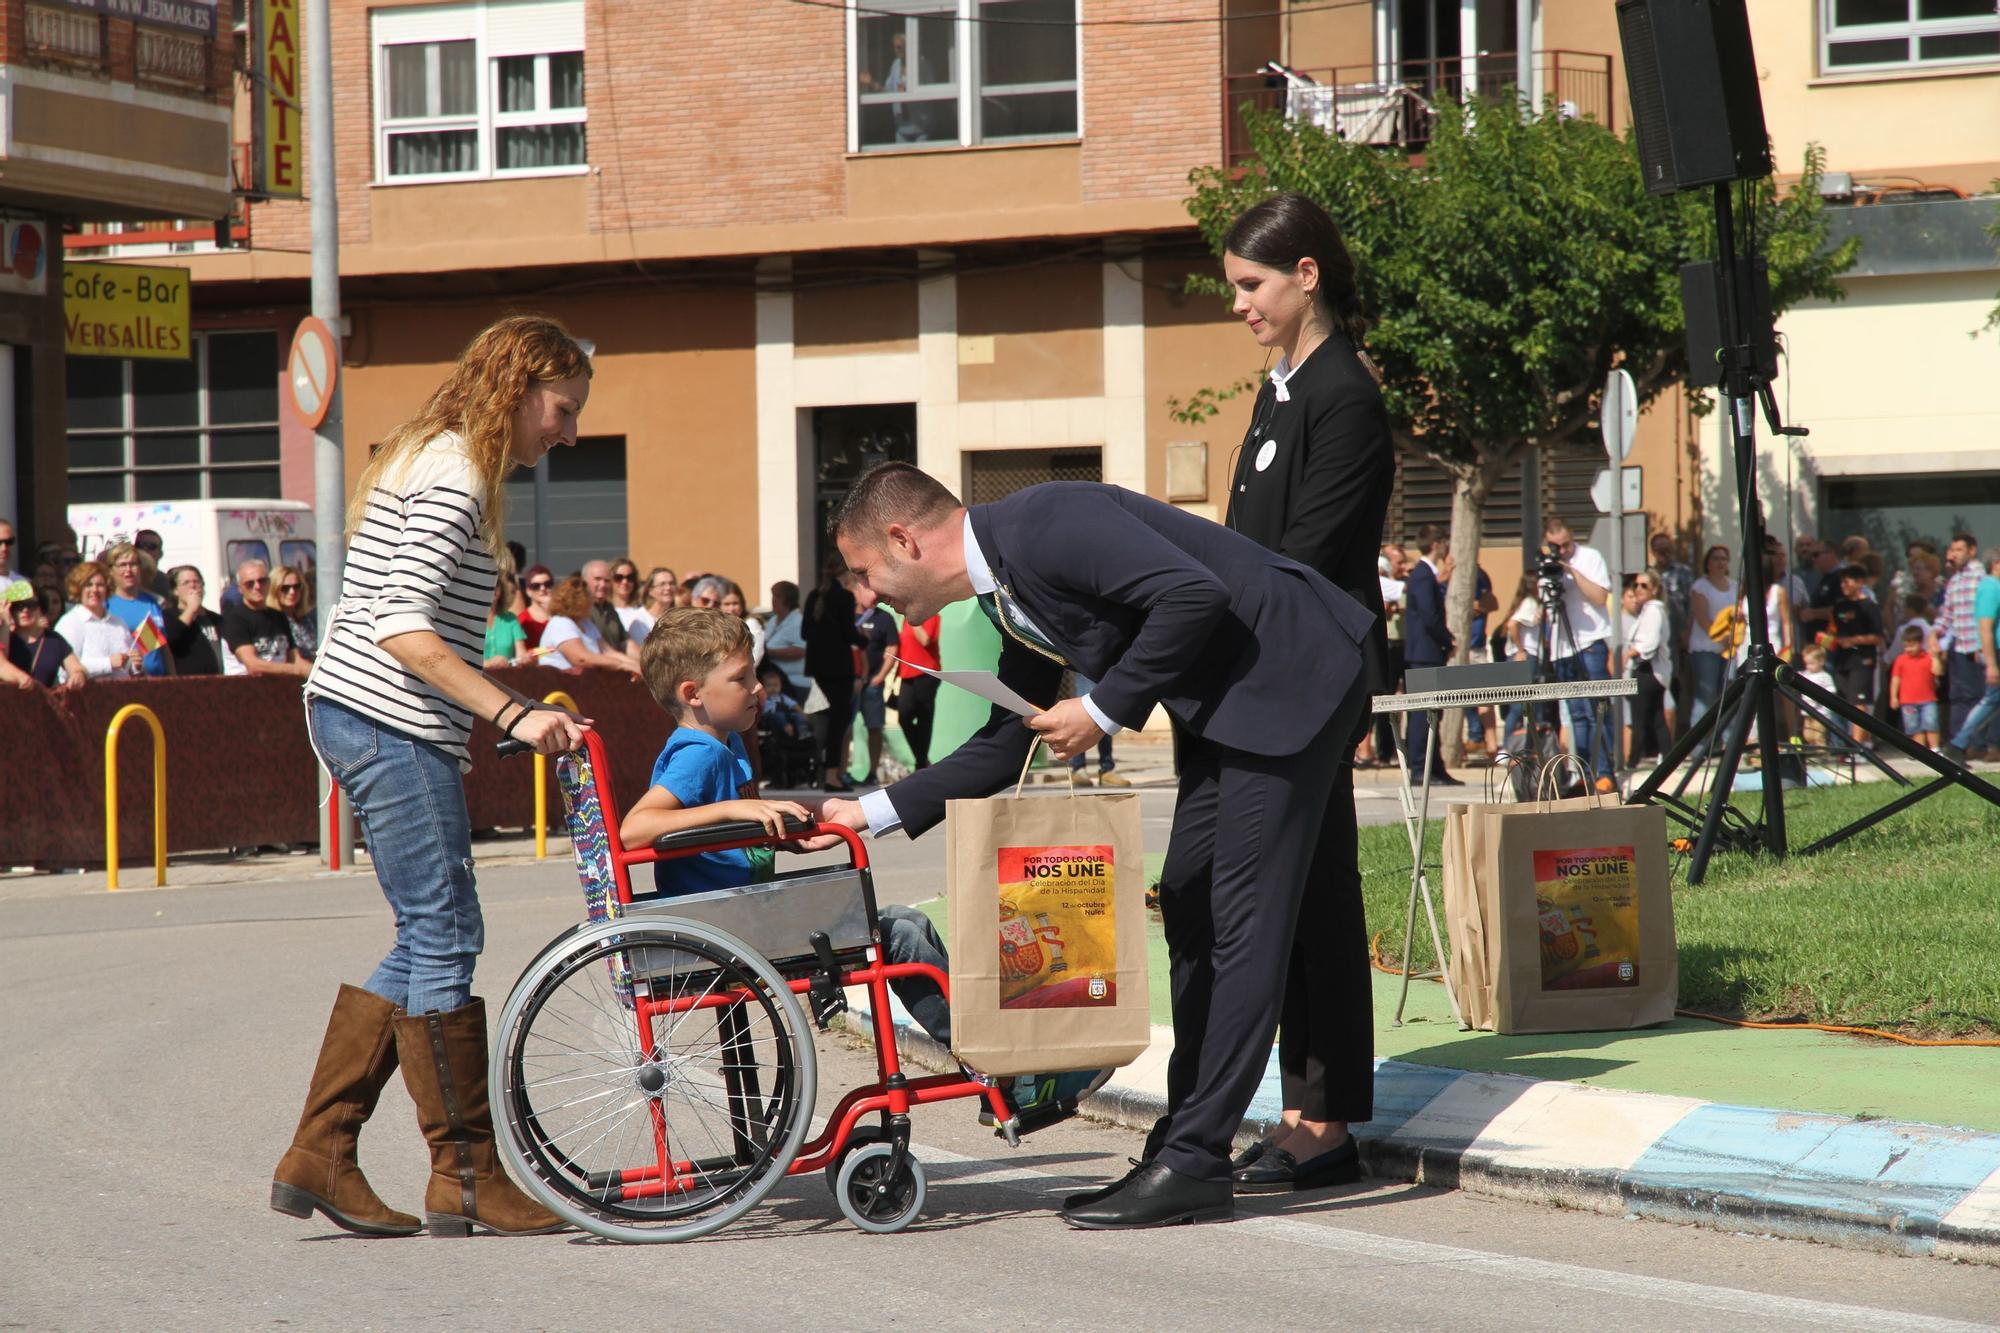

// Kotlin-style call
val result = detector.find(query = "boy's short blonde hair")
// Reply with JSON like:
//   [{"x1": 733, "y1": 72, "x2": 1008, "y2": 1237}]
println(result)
[
  {"x1": 1802, "y1": 643, "x2": 1826, "y2": 667},
  {"x1": 642, "y1": 607, "x2": 751, "y2": 713}
]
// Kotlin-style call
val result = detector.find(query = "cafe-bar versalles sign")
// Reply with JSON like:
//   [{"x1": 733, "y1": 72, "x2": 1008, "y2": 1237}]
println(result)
[{"x1": 65, "y1": 262, "x2": 191, "y2": 360}]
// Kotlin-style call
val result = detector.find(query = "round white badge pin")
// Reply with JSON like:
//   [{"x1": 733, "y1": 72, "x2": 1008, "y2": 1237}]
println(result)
[{"x1": 1254, "y1": 438, "x2": 1278, "y2": 472}]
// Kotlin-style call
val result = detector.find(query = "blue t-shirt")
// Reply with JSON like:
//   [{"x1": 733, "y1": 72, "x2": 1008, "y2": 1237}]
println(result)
[
  {"x1": 648, "y1": 728, "x2": 755, "y2": 897},
  {"x1": 1975, "y1": 576, "x2": 2000, "y2": 628},
  {"x1": 107, "y1": 592, "x2": 168, "y2": 675}
]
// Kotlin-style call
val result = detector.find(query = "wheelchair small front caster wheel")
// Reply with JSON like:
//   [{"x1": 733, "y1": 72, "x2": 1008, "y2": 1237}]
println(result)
[
  {"x1": 834, "y1": 1142, "x2": 925, "y2": 1234},
  {"x1": 824, "y1": 1125, "x2": 890, "y2": 1195}
]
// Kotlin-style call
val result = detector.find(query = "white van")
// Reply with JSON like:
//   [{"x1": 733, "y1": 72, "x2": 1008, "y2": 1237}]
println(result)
[{"x1": 68, "y1": 500, "x2": 318, "y2": 596}]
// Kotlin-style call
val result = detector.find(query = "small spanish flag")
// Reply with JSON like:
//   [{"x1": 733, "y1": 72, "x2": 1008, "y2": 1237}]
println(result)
[{"x1": 134, "y1": 615, "x2": 167, "y2": 654}]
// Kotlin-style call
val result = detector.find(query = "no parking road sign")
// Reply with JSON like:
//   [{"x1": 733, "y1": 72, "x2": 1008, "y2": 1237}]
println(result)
[{"x1": 287, "y1": 316, "x2": 338, "y2": 430}]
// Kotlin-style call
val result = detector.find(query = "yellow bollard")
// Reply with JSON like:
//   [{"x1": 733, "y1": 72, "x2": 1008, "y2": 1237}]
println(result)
[
  {"x1": 534, "y1": 690, "x2": 581, "y2": 860},
  {"x1": 105, "y1": 703, "x2": 167, "y2": 890}
]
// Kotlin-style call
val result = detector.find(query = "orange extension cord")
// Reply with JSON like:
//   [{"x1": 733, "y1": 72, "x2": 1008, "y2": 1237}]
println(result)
[{"x1": 1369, "y1": 932, "x2": 2000, "y2": 1049}]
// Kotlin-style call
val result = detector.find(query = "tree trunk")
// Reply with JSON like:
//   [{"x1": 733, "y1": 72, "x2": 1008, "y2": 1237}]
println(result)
[{"x1": 1438, "y1": 460, "x2": 1505, "y2": 763}]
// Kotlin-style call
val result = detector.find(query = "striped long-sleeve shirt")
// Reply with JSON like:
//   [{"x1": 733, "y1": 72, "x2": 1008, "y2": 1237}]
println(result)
[
  {"x1": 1938, "y1": 564, "x2": 1985, "y2": 657},
  {"x1": 305, "y1": 434, "x2": 498, "y2": 770}
]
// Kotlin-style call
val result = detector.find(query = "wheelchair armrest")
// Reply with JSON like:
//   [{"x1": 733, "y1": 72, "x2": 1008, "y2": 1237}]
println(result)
[{"x1": 652, "y1": 815, "x2": 815, "y2": 856}]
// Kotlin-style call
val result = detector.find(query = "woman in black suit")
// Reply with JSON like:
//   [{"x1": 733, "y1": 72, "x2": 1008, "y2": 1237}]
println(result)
[{"x1": 1220, "y1": 192, "x2": 1395, "y2": 1193}]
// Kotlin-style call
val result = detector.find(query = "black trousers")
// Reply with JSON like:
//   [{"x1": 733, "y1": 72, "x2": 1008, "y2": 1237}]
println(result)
[
  {"x1": 1628, "y1": 663, "x2": 1670, "y2": 764},
  {"x1": 1275, "y1": 756, "x2": 1375, "y2": 1122},
  {"x1": 1143, "y1": 680, "x2": 1367, "y2": 1182},
  {"x1": 896, "y1": 672, "x2": 939, "y2": 768}
]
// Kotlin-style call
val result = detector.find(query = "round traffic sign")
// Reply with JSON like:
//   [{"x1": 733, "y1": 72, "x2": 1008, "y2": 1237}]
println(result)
[{"x1": 287, "y1": 316, "x2": 338, "y2": 431}]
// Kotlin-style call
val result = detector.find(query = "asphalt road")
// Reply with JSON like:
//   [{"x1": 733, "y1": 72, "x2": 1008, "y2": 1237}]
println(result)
[{"x1": 5, "y1": 793, "x2": 1999, "y2": 1331}]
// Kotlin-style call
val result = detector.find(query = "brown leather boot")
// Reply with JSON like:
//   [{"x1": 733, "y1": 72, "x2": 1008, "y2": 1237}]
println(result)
[
  {"x1": 271, "y1": 984, "x2": 423, "y2": 1236},
  {"x1": 394, "y1": 998, "x2": 566, "y2": 1237}
]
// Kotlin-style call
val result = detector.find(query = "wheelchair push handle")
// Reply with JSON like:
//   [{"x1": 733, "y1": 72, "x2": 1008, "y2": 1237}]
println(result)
[{"x1": 495, "y1": 738, "x2": 536, "y2": 759}]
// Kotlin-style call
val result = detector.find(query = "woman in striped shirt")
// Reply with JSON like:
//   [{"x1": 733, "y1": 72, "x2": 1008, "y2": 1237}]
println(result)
[{"x1": 273, "y1": 315, "x2": 592, "y2": 1241}]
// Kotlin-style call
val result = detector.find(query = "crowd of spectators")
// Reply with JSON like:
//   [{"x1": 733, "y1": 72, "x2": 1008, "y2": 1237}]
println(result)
[
  {"x1": 1353, "y1": 516, "x2": 2000, "y2": 787},
  {"x1": 1, "y1": 518, "x2": 315, "y2": 690}
]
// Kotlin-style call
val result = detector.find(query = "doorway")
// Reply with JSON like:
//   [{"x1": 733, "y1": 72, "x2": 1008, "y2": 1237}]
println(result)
[{"x1": 810, "y1": 404, "x2": 916, "y2": 580}]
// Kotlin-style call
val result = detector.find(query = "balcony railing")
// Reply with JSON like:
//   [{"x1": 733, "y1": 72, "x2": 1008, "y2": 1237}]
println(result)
[
  {"x1": 1223, "y1": 50, "x2": 1615, "y2": 163},
  {"x1": 136, "y1": 25, "x2": 212, "y2": 89},
  {"x1": 24, "y1": 1, "x2": 107, "y2": 69}
]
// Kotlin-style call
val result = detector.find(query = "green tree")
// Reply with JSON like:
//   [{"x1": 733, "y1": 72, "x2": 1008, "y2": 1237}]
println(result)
[{"x1": 1185, "y1": 99, "x2": 1857, "y2": 749}]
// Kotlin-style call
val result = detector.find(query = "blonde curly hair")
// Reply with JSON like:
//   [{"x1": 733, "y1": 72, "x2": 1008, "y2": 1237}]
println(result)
[{"x1": 345, "y1": 314, "x2": 592, "y2": 551}]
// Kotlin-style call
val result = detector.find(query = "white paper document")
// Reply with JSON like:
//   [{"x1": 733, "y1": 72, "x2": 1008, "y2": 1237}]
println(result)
[{"x1": 905, "y1": 663, "x2": 1046, "y2": 719}]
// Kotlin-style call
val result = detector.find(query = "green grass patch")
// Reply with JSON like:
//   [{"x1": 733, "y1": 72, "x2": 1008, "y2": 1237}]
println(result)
[{"x1": 1359, "y1": 784, "x2": 2000, "y2": 1038}]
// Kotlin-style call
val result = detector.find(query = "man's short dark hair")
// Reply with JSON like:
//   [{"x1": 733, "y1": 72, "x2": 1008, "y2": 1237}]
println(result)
[
  {"x1": 831, "y1": 462, "x2": 960, "y2": 542},
  {"x1": 1543, "y1": 517, "x2": 1571, "y2": 539},
  {"x1": 1414, "y1": 522, "x2": 1447, "y2": 555},
  {"x1": 1838, "y1": 563, "x2": 1868, "y2": 583},
  {"x1": 1954, "y1": 531, "x2": 1977, "y2": 550}
]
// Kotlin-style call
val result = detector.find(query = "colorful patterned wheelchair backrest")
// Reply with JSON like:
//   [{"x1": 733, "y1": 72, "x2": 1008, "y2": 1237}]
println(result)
[{"x1": 556, "y1": 747, "x2": 636, "y2": 1009}]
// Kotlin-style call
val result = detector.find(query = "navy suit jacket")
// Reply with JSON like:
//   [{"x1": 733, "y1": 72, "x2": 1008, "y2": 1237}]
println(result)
[
  {"x1": 881, "y1": 483, "x2": 1375, "y2": 836},
  {"x1": 1403, "y1": 558, "x2": 1453, "y2": 666}
]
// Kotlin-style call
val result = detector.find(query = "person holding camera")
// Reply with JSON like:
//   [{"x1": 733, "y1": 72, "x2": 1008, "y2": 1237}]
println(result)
[{"x1": 1540, "y1": 517, "x2": 1617, "y2": 793}]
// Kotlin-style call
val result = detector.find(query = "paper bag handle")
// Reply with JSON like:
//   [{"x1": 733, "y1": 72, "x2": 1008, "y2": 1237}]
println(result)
[
  {"x1": 1535, "y1": 752, "x2": 1589, "y2": 801},
  {"x1": 1013, "y1": 737, "x2": 1082, "y2": 799}
]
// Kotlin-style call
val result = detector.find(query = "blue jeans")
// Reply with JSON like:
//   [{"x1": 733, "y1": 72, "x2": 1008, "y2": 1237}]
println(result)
[
  {"x1": 1555, "y1": 640, "x2": 1615, "y2": 778},
  {"x1": 878, "y1": 904, "x2": 951, "y2": 1045},
  {"x1": 1687, "y1": 651, "x2": 1727, "y2": 729},
  {"x1": 1950, "y1": 683, "x2": 2000, "y2": 751},
  {"x1": 308, "y1": 696, "x2": 483, "y2": 1015}
]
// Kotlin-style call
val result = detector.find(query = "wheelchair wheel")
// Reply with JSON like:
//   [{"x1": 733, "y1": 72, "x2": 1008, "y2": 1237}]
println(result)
[
  {"x1": 834, "y1": 1142, "x2": 926, "y2": 1234},
  {"x1": 824, "y1": 1123, "x2": 891, "y2": 1194},
  {"x1": 495, "y1": 916, "x2": 817, "y2": 1243}
]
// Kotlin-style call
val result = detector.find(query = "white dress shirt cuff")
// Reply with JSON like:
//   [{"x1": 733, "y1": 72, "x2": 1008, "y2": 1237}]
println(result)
[
  {"x1": 858, "y1": 786, "x2": 904, "y2": 837},
  {"x1": 1080, "y1": 693, "x2": 1123, "y2": 736}
]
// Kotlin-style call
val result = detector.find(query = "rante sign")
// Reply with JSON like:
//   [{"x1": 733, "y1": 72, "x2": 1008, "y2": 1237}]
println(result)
[
  {"x1": 250, "y1": 0, "x2": 303, "y2": 199},
  {"x1": 64, "y1": 262, "x2": 190, "y2": 360}
]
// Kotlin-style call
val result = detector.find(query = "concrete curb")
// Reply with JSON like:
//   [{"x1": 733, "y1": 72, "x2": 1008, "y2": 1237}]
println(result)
[{"x1": 842, "y1": 992, "x2": 2000, "y2": 1265}]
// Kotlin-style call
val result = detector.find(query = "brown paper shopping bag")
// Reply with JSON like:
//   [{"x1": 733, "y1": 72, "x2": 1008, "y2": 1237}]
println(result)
[
  {"x1": 1445, "y1": 758, "x2": 1677, "y2": 1034},
  {"x1": 945, "y1": 745, "x2": 1150, "y2": 1077}
]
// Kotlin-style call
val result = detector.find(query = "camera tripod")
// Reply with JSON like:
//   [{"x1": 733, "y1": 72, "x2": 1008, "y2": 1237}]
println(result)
[
  {"x1": 1507, "y1": 561, "x2": 1617, "y2": 799},
  {"x1": 1628, "y1": 183, "x2": 2000, "y2": 883}
]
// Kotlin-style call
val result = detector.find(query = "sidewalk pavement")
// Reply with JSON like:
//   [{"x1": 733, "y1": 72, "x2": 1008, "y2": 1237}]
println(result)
[{"x1": 848, "y1": 918, "x2": 2000, "y2": 1266}]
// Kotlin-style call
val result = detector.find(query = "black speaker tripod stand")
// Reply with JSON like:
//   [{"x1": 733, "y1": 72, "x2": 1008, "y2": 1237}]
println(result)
[{"x1": 1629, "y1": 183, "x2": 2000, "y2": 884}]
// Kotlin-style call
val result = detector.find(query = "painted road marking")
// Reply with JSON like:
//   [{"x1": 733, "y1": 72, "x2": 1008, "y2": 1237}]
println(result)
[{"x1": 910, "y1": 1143, "x2": 1998, "y2": 1332}]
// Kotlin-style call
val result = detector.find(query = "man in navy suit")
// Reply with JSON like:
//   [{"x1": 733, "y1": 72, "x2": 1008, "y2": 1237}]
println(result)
[
  {"x1": 820, "y1": 463, "x2": 1372, "y2": 1230},
  {"x1": 1400, "y1": 523, "x2": 1460, "y2": 786}
]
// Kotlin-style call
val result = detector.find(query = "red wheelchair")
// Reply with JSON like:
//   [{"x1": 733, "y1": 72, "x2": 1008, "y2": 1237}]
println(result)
[{"x1": 492, "y1": 731, "x2": 1017, "y2": 1242}]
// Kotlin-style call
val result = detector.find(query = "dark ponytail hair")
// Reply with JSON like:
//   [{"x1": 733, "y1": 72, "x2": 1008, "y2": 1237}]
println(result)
[{"x1": 1223, "y1": 192, "x2": 1368, "y2": 347}]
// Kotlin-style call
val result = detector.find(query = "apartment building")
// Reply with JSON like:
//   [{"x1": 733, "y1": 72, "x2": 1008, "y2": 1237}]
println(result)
[
  {"x1": 58, "y1": 0, "x2": 1646, "y2": 598},
  {"x1": 1, "y1": 0, "x2": 236, "y2": 548},
  {"x1": 63, "y1": 0, "x2": 1995, "y2": 607},
  {"x1": 1745, "y1": 2, "x2": 2000, "y2": 566}
]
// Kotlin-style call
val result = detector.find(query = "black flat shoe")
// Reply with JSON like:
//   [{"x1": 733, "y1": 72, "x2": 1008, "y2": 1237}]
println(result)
[
  {"x1": 1232, "y1": 1136, "x2": 1361, "y2": 1195},
  {"x1": 1060, "y1": 1161, "x2": 1232, "y2": 1230},
  {"x1": 1230, "y1": 1135, "x2": 1280, "y2": 1171}
]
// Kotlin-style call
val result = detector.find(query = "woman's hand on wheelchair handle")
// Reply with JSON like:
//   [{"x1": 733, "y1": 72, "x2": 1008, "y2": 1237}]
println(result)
[{"x1": 516, "y1": 705, "x2": 592, "y2": 755}]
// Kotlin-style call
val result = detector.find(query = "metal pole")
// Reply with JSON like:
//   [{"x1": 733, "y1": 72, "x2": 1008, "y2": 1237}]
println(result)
[
  {"x1": 1516, "y1": 0, "x2": 1533, "y2": 108},
  {"x1": 308, "y1": 0, "x2": 353, "y2": 869}
]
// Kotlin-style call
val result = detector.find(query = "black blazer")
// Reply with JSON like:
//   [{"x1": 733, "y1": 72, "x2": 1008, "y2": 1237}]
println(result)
[
  {"x1": 1225, "y1": 334, "x2": 1395, "y2": 697},
  {"x1": 881, "y1": 483, "x2": 1374, "y2": 836},
  {"x1": 1403, "y1": 558, "x2": 1452, "y2": 666}
]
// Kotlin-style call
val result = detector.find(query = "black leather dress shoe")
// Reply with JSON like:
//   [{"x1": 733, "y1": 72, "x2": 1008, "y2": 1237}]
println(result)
[
  {"x1": 1060, "y1": 1161, "x2": 1232, "y2": 1230},
  {"x1": 1231, "y1": 1136, "x2": 1361, "y2": 1195},
  {"x1": 1061, "y1": 1156, "x2": 1150, "y2": 1211}
]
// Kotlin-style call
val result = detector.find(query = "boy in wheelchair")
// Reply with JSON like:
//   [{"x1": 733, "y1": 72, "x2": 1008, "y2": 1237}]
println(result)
[{"x1": 623, "y1": 608, "x2": 1106, "y2": 1134}]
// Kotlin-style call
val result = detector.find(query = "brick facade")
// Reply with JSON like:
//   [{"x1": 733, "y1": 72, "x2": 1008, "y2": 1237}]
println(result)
[
  {"x1": 1081, "y1": 0, "x2": 1222, "y2": 203},
  {"x1": 243, "y1": 0, "x2": 1226, "y2": 265}
]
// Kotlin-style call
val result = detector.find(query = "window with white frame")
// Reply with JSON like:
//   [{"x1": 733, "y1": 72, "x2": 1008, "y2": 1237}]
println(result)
[
  {"x1": 1820, "y1": 0, "x2": 2000, "y2": 73},
  {"x1": 374, "y1": 1, "x2": 586, "y2": 183},
  {"x1": 851, "y1": 0, "x2": 1079, "y2": 152}
]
